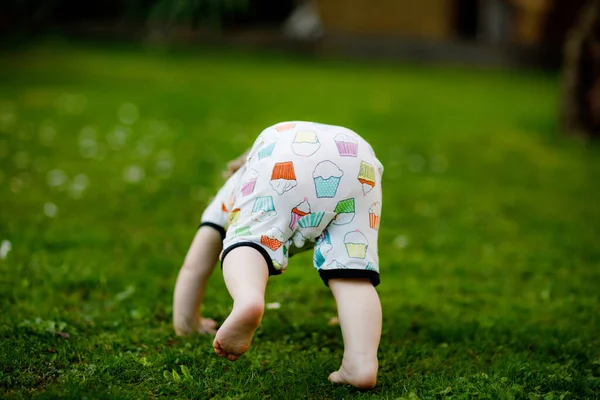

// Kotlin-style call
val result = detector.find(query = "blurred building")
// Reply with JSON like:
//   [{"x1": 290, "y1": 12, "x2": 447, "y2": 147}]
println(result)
[{"x1": 0, "y1": 0, "x2": 591, "y2": 67}]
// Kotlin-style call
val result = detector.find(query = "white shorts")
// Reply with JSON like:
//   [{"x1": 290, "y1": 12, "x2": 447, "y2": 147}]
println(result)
[{"x1": 200, "y1": 121, "x2": 384, "y2": 286}]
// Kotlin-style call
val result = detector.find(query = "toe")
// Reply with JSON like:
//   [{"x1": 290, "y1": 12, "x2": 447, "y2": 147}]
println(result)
[{"x1": 328, "y1": 371, "x2": 345, "y2": 384}]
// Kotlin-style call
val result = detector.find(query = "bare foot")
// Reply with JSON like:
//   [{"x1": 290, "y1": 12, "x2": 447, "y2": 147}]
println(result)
[
  {"x1": 329, "y1": 356, "x2": 378, "y2": 389},
  {"x1": 174, "y1": 316, "x2": 218, "y2": 336},
  {"x1": 213, "y1": 301, "x2": 263, "y2": 361},
  {"x1": 198, "y1": 318, "x2": 218, "y2": 335}
]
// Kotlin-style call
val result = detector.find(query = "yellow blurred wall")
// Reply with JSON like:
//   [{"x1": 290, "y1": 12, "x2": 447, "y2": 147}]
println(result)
[{"x1": 315, "y1": 0, "x2": 456, "y2": 40}]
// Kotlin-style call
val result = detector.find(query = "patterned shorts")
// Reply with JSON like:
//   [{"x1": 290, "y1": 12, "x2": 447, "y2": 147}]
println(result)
[{"x1": 200, "y1": 121, "x2": 384, "y2": 286}]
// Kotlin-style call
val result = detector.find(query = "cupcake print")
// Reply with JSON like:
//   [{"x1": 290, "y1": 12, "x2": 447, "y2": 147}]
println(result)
[
  {"x1": 290, "y1": 198, "x2": 311, "y2": 230},
  {"x1": 270, "y1": 161, "x2": 297, "y2": 195},
  {"x1": 261, "y1": 227, "x2": 285, "y2": 251},
  {"x1": 275, "y1": 122, "x2": 296, "y2": 132},
  {"x1": 358, "y1": 161, "x2": 376, "y2": 195},
  {"x1": 258, "y1": 139, "x2": 277, "y2": 160},
  {"x1": 292, "y1": 130, "x2": 320, "y2": 157},
  {"x1": 298, "y1": 211, "x2": 325, "y2": 229},
  {"x1": 369, "y1": 202, "x2": 381, "y2": 230},
  {"x1": 314, "y1": 231, "x2": 333, "y2": 269},
  {"x1": 334, "y1": 132, "x2": 359, "y2": 157},
  {"x1": 228, "y1": 208, "x2": 241, "y2": 226},
  {"x1": 344, "y1": 230, "x2": 369, "y2": 259},
  {"x1": 251, "y1": 196, "x2": 277, "y2": 222},
  {"x1": 313, "y1": 161, "x2": 343, "y2": 198},
  {"x1": 241, "y1": 169, "x2": 259, "y2": 197},
  {"x1": 234, "y1": 226, "x2": 251, "y2": 237},
  {"x1": 332, "y1": 198, "x2": 355, "y2": 226}
]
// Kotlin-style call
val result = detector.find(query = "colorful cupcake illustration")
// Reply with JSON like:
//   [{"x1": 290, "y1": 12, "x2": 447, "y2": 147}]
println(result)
[
  {"x1": 369, "y1": 202, "x2": 381, "y2": 230},
  {"x1": 251, "y1": 196, "x2": 277, "y2": 222},
  {"x1": 332, "y1": 198, "x2": 355, "y2": 226},
  {"x1": 313, "y1": 161, "x2": 343, "y2": 198},
  {"x1": 292, "y1": 230, "x2": 308, "y2": 248},
  {"x1": 241, "y1": 168, "x2": 259, "y2": 197},
  {"x1": 358, "y1": 161, "x2": 376, "y2": 195},
  {"x1": 290, "y1": 198, "x2": 311, "y2": 230},
  {"x1": 292, "y1": 130, "x2": 320, "y2": 157},
  {"x1": 261, "y1": 227, "x2": 284, "y2": 251},
  {"x1": 275, "y1": 122, "x2": 296, "y2": 132},
  {"x1": 221, "y1": 202, "x2": 228, "y2": 213},
  {"x1": 298, "y1": 211, "x2": 325, "y2": 229},
  {"x1": 272, "y1": 259, "x2": 285, "y2": 271},
  {"x1": 234, "y1": 226, "x2": 252, "y2": 237},
  {"x1": 324, "y1": 260, "x2": 347, "y2": 270},
  {"x1": 334, "y1": 132, "x2": 359, "y2": 157},
  {"x1": 314, "y1": 231, "x2": 333, "y2": 269},
  {"x1": 270, "y1": 161, "x2": 297, "y2": 195},
  {"x1": 228, "y1": 208, "x2": 241, "y2": 226},
  {"x1": 344, "y1": 230, "x2": 369, "y2": 259},
  {"x1": 258, "y1": 139, "x2": 277, "y2": 160}
]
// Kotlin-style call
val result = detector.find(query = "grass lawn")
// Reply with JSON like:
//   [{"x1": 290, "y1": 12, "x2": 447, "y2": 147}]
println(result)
[{"x1": 0, "y1": 40, "x2": 599, "y2": 399}]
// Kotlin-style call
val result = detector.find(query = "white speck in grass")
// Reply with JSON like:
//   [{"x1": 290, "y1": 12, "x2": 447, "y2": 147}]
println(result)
[
  {"x1": 394, "y1": 235, "x2": 408, "y2": 249},
  {"x1": 44, "y1": 202, "x2": 58, "y2": 218},
  {"x1": 70, "y1": 174, "x2": 89, "y2": 199},
  {"x1": 118, "y1": 103, "x2": 139, "y2": 125},
  {"x1": 266, "y1": 302, "x2": 281, "y2": 310},
  {"x1": 79, "y1": 126, "x2": 98, "y2": 159},
  {"x1": 0, "y1": 140, "x2": 8, "y2": 159},
  {"x1": 134, "y1": 140, "x2": 153, "y2": 158},
  {"x1": 0, "y1": 240, "x2": 11, "y2": 259},
  {"x1": 407, "y1": 154, "x2": 426, "y2": 173},
  {"x1": 155, "y1": 159, "x2": 173, "y2": 179},
  {"x1": 47, "y1": 169, "x2": 68, "y2": 188},
  {"x1": 13, "y1": 151, "x2": 30, "y2": 169},
  {"x1": 106, "y1": 125, "x2": 131, "y2": 150},
  {"x1": 123, "y1": 165, "x2": 145, "y2": 183},
  {"x1": 39, "y1": 120, "x2": 57, "y2": 146}
]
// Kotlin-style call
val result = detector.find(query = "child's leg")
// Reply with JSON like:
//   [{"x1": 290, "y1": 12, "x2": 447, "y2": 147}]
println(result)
[
  {"x1": 328, "y1": 278, "x2": 381, "y2": 389},
  {"x1": 213, "y1": 246, "x2": 269, "y2": 361},
  {"x1": 173, "y1": 226, "x2": 223, "y2": 336}
]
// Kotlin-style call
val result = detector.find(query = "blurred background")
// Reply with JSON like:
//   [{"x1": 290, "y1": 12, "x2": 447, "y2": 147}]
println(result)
[{"x1": 1, "y1": 1, "x2": 600, "y2": 398}]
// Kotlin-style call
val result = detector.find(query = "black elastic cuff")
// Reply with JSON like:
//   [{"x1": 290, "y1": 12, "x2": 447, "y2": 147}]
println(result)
[
  {"x1": 220, "y1": 242, "x2": 281, "y2": 276},
  {"x1": 198, "y1": 222, "x2": 226, "y2": 241},
  {"x1": 319, "y1": 269, "x2": 380, "y2": 287}
]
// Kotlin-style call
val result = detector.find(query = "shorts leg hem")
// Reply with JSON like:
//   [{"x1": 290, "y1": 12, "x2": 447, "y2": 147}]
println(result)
[
  {"x1": 319, "y1": 269, "x2": 380, "y2": 287},
  {"x1": 198, "y1": 222, "x2": 226, "y2": 241},
  {"x1": 221, "y1": 242, "x2": 281, "y2": 276}
]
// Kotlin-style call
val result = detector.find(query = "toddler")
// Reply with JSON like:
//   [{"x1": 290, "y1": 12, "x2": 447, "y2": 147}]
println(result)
[{"x1": 173, "y1": 121, "x2": 384, "y2": 389}]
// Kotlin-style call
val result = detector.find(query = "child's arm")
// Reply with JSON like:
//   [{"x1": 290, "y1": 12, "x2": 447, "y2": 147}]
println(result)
[
  {"x1": 222, "y1": 150, "x2": 249, "y2": 179},
  {"x1": 173, "y1": 225, "x2": 222, "y2": 335},
  {"x1": 173, "y1": 151, "x2": 248, "y2": 336}
]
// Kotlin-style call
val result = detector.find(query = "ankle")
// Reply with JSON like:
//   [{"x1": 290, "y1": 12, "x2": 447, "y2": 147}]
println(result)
[
  {"x1": 233, "y1": 297, "x2": 264, "y2": 316},
  {"x1": 341, "y1": 354, "x2": 378, "y2": 389}
]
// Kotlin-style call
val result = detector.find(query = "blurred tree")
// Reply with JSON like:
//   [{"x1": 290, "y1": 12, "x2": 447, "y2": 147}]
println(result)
[
  {"x1": 562, "y1": 0, "x2": 600, "y2": 138},
  {"x1": 146, "y1": 0, "x2": 248, "y2": 31},
  {"x1": 0, "y1": 0, "x2": 249, "y2": 35}
]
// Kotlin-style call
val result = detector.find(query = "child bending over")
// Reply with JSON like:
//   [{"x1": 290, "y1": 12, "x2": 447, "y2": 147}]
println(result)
[{"x1": 173, "y1": 121, "x2": 384, "y2": 389}]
